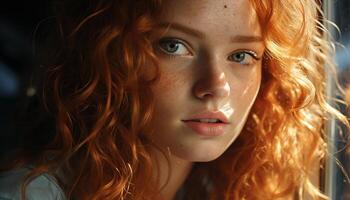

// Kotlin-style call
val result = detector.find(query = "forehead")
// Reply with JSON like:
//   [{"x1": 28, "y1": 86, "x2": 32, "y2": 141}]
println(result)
[{"x1": 158, "y1": 0, "x2": 261, "y2": 37}]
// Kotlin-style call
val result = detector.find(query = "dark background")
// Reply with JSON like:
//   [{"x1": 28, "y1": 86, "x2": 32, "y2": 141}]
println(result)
[
  {"x1": 0, "y1": 1, "x2": 52, "y2": 156},
  {"x1": 334, "y1": 1, "x2": 350, "y2": 199}
]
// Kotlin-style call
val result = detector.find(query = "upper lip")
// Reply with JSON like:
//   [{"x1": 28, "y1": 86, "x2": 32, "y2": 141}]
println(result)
[{"x1": 182, "y1": 111, "x2": 230, "y2": 124}]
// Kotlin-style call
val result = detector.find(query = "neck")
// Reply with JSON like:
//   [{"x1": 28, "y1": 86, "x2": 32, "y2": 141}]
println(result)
[{"x1": 151, "y1": 148, "x2": 193, "y2": 200}]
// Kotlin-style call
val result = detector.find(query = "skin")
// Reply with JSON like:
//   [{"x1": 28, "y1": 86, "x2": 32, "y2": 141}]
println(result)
[{"x1": 145, "y1": 0, "x2": 265, "y2": 199}]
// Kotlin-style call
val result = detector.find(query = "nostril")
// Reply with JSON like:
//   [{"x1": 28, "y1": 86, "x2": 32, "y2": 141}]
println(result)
[
  {"x1": 193, "y1": 79, "x2": 231, "y2": 100},
  {"x1": 202, "y1": 93, "x2": 214, "y2": 99}
]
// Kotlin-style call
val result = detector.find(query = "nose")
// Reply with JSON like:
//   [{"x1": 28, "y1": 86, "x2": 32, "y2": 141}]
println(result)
[{"x1": 193, "y1": 65, "x2": 231, "y2": 101}]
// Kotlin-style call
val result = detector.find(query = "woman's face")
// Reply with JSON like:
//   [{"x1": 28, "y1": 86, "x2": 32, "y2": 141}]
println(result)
[{"x1": 147, "y1": 0, "x2": 264, "y2": 162}]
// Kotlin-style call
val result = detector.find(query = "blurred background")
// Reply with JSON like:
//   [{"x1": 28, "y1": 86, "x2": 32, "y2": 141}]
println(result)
[
  {"x1": 0, "y1": 1, "x2": 52, "y2": 155},
  {"x1": 328, "y1": 0, "x2": 350, "y2": 199},
  {"x1": 0, "y1": 1, "x2": 349, "y2": 199}
]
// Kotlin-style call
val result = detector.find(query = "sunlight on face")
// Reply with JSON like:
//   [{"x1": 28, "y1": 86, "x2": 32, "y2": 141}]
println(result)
[{"x1": 147, "y1": 0, "x2": 265, "y2": 162}]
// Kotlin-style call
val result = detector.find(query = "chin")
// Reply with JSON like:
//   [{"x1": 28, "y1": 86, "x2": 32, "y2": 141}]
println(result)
[
  {"x1": 174, "y1": 148, "x2": 226, "y2": 163},
  {"x1": 193, "y1": 156, "x2": 221, "y2": 162}
]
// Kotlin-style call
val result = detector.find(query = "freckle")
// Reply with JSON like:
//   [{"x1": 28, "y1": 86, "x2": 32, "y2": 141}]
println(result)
[{"x1": 158, "y1": 72, "x2": 179, "y2": 91}]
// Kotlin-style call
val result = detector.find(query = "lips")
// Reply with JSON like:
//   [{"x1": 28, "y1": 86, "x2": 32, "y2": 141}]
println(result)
[
  {"x1": 182, "y1": 111, "x2": 230, "y2": 124},
  {"x1": 185, "y1": 119, "x2": 222, "y2": 123},
  {"x1": 181, "y1": 111, "x2": 230, "y2": 136}
]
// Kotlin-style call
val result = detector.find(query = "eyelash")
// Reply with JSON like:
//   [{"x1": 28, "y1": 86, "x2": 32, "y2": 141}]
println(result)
[
  {"x1": 157, "y1": 38, "x2": 192, "y2": 57},
  {"x1": 227, "y1": 50, "x2": 260, "y2": 66},
  {"x1": 157, "y1": 38, "x2": 260, "y2": 65}
]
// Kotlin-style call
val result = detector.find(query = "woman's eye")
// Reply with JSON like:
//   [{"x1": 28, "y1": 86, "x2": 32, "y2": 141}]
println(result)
[
  {"x1": 228, "y1": 51, "x2": 258, "y2": 66},
  {"x1": 158, "y1": 39, "x2": 191, "y2": 56}
]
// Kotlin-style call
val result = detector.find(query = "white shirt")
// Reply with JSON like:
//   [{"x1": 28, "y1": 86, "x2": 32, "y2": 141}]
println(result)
[{"x1": 0, "y1": 167, "x2": 66, "y2": 200}]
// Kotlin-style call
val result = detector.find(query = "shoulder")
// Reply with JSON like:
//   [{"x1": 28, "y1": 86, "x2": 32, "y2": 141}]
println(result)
[{"x1": 0, "y1": 167, "x2": 66, "y2": 200}]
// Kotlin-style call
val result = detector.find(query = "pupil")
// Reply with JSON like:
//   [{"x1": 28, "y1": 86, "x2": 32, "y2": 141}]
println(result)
[
  {"x1": 167, "y1": 43, "x2": 178, "y2": 52},
  {"x1": 235, "y1": 53, "x2": 245, "y2": 61}
]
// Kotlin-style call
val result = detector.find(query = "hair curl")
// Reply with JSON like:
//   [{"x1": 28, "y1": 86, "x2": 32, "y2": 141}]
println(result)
[{"x1": 2, "y1": 0, "x2": 349, "y2": 199}]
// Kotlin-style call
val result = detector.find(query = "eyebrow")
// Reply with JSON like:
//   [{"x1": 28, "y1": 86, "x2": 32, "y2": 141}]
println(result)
[{"x1": 156, "y1": 22, "x2": 263, "y2": 43}]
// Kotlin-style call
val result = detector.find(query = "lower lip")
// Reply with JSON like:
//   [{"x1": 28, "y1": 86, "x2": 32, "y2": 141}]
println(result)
[{"x1": 182, "y1": 121, "x2": 228, "y2": 136}]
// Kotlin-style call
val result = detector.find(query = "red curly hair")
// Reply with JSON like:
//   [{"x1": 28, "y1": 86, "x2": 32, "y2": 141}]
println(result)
[{"x1": 2, "y1": 0, "x2": 349, "y2": 199}]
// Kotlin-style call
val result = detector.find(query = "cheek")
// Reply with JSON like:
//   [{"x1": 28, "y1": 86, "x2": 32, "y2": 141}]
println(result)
[
  {"x1": 150, "y1": 69, "x2": 189, "y2": 125},
  {"x1": 244, "y1": 71, "x2": 261, "y2": 96},
  {"x1": 155, "y1": 74, "x2": 176, "y2": 93},
  {"x1": 153, "y1": 68, "x2": 188, "y2": 98},
  {"x1": 234, "y1": 67, "x2": 261, "y2": 107}
]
